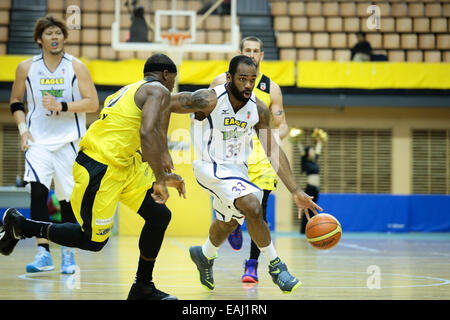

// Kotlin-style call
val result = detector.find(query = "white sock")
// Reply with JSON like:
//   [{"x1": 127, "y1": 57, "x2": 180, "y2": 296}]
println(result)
[
  {"x1": 258, "y1": 241, "x2": 278, "y2": 262},
  {"x1": 202, "y1": 237, "x2": 219, "y2": 260}
]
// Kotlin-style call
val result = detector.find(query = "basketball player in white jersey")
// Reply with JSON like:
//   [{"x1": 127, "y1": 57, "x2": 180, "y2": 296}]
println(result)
[
  {"x1": 210, "y1": 36, "x2": 289, "y2": 283},
  {"x1": 9, "y1": 16, "x2": 99, "y2": 273},
  {"x1": 168, "y1": 55, "x2": 322, "y2": 293}
]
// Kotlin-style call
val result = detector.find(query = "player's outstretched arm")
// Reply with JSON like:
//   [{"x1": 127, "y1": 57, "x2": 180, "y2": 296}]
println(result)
[
  {"x1": 169, "y1": 88, "x2": 217, "y2": 114},
  {"x1": 255, "y1": 98, "x2": 322, "y2": 218}
]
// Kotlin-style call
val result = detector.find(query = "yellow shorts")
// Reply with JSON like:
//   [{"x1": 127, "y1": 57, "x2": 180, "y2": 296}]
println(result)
[{"x1": 70, "y1": 150, "x2": 155, "y2": 242}]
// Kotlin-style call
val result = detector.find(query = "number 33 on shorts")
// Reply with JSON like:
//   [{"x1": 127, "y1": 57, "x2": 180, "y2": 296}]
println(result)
[{"x1": 232, "y1": 182, "x2": 246, "y2": 195}]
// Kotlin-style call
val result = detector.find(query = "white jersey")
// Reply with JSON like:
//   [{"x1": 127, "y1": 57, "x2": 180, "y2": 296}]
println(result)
[
  {"x1": 25, "y1": 52, "x2": 86, "y2": 151},
  {"x1": 191, "y1": 84, "x2": 259, "y2": 166}
]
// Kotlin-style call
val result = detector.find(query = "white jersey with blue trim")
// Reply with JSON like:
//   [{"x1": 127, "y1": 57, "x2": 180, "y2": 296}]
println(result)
[
  {"x1": 25, "y1": 52, "x2": 86, "y2": 151},
  {"x1": 190, "y1": 84, "x2": 259, "y2": 165}
]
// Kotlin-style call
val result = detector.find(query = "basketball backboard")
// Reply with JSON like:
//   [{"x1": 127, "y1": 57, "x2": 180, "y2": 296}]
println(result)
[{"x1": 111, "y1": 0, "x2": 240, "y2": 57}]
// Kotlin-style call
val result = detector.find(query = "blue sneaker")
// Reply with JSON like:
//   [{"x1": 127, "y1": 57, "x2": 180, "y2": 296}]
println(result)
[
  {"x1": 227, "y1": 225, "x2": 243, "y2": 250},
  {"x1": 241, "y1": 259, "x2": 258, "y2": 283},
  {"x1": 26, "y1": 246, "x2": 55, "y2": 273},
  {"x1": 60, "y1": 247, "x2": 77, "y2": 274}
]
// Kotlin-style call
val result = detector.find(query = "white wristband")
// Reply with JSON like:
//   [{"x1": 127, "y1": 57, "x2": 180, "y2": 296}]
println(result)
[{"x1": 18, "y1": 122, "x2": 28, "y2": 135}]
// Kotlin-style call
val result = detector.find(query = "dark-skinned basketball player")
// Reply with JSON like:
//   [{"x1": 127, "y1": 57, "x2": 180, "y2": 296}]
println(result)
[{"x1": 1, "y1": 53, "x2": 186, "y2": 300}]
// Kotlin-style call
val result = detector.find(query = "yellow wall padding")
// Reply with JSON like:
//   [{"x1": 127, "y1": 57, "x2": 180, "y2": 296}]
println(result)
[
  {"x1": 297, "y1": 61, "x2": 450, "y2": 89},
  {"x1": 0, "y1": 56, "x2": 295, "y2": 87},
  {"x1": 0, "y1": 55, "x2": 32, "y2": 82},
  {"x1": 179, "y1": 60, "x2": 296, "y2": 86},
  {"x1": 0, "y1": 56, "x2": 448, "y2": 89}
]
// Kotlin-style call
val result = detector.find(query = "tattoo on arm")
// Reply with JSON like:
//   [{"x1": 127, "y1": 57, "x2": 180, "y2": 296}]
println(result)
[
  {"x1": 274, "y1": 110, "x2": 284, "y2": 116},
  {"x1": 178, "y1": 93, "x2": 192, "y2": 108},
  {"x1": 179, "y1": 90, "x2": 211, "y2": 111},
  {"x1": 191, "y1": 90, "x2": 211, "y2": 110}
]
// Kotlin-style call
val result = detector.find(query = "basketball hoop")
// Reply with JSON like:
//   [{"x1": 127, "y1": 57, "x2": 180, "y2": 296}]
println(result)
[{"x1": 161, "y1": 32, "x2": 192, "y2": 46}]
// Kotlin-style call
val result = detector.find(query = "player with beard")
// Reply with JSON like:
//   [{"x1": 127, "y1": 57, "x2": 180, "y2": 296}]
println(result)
[
  {"x1": 210, "y1": 36, "x2": 289, "y2": 283},
  {"x1": 168, "y1": 55, "x2": 322, "y2": 293}
]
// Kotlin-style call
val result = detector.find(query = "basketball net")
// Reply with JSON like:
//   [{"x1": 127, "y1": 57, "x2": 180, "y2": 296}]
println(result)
[
  {"x1": 160, "y1": 33, "x2": 192, "y2": 94},
  {"x1": 161, "y1": 33, "x2": 192, "y2": 47}
]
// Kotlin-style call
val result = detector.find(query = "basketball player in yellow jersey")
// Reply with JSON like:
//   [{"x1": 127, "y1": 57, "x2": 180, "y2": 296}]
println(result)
[
  {"x1": 1, "y1": 54, "x2": 185, "y2": 300},
  {"x1": 210, "y1": 36, "x2": 289, "y2": 283}
]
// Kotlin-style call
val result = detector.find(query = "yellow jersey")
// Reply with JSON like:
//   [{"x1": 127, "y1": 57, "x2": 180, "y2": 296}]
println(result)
[
  {"x1": 79, "y1": 79, "x2": 150, "y2": 168},
  {"x1": 248, "y1": 73, "x2": 278, "y2": 190}
]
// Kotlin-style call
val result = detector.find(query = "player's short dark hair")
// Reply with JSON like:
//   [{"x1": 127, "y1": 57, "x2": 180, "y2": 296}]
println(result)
[
  {"x1": 228, "y1": 55, "x2": 256, "y2": 77},
  {"x1": 33, "y1": 16, "x2": 68, "y2": 47},
  {"x1": 143, "y1": 53, "x2": 177, "y2": 74},
  {"x1": 240, "y1": 36, "x2": 263, "y2": 52}
]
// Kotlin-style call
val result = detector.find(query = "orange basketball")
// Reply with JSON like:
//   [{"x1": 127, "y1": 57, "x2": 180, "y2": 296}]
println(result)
[{"x1": 305, "y1": 213, "x2": 342, "y2": 250}]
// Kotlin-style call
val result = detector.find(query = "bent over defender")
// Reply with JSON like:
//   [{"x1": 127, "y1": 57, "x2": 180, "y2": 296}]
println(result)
[
  {"x1": 1, "y1": 54, "x2": 185, "y2": 300},
  {"x1": 169, "y1": 55, "x2": 322, "y2": 293}
]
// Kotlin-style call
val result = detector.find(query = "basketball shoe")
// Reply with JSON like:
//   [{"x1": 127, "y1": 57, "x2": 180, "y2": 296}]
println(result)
[
  {"x1": 227, "y1": 225, "x2": 243, "y2": 250},
  {"x1": 189, "y1": 246, "x2": 216, "y2": 290},
  {"x1": 127, "y1": 282, "x2": 177, "y2": 300},
  {"x1": 0, "y1": 208, "x2": 25, "y2": 256},
  {"x1": 268, "y1": 257, "x2": 302, "y2": 293},
  {"x1": 26, "y1": 246, "x2": 55, "y2": 273},
  {"x1": 61, "y1": 247, "x2": 77, "y2": 274},
  {"x1": 241, "y1": 259, "x2": 258, "y2": 283}
]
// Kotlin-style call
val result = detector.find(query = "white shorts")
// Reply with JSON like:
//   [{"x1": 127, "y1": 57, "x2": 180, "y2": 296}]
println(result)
[
  {"x1": 24, "y1": 140, "x2": 80, "y2": 201},
  {"x1": 192, "y1": 160, "x2": 263, "y2": 225}
]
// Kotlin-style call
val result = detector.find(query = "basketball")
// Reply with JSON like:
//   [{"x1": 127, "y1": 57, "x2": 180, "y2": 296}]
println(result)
[{"x1": 305, "y1": 213, "x2": 342, "y2": 250}]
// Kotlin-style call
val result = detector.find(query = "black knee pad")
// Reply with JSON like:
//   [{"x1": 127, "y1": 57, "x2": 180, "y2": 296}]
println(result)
[
  {"x1": 79, "y1": 234, "x2": 109, "y2": 252},
  {"x1": 30, "y1": 182, "x2": 49, "y2": 200},
  {"x1": 49, "y1": 222, "x2": 108, "y2": 252},
  {"x1": 152, "y1": 206, "x2": 172, "y2": 228},
  {"x1": 30, "y1": 182, "x2": 50, "y2": 221},
  {"x1": 59, "y1": 200, "x2": 78, "y2": 224}
]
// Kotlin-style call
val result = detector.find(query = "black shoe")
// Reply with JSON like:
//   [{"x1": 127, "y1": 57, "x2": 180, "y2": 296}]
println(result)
[
  {"x1": 127, "y1": 282, "x2": 178, "y2": 300},
  {"x1": 268, "y1": 257, "x2": 302, "y2": 293},
  {"x1": 189, "y1": 246, "x2": 216, "y2": 290},
  {"x1": 0, "y1": 208, "x2": 25, "y2": 256}
]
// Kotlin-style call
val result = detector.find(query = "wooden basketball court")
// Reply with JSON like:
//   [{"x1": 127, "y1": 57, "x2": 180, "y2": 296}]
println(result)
[{"x1": 0, "y1": 232, "x2": 449, "y2": 300}]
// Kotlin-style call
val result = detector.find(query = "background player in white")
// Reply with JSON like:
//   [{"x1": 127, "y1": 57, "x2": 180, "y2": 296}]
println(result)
[
  {"x1": 169, "y1": 55, "x2": 322, "y2": 293},
  {"x1": 210, "y1": 36, "x2": 289, "y2": 283},
  {"x1": 9, "y1": 16, "x2": 99, "y2": 273}
]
